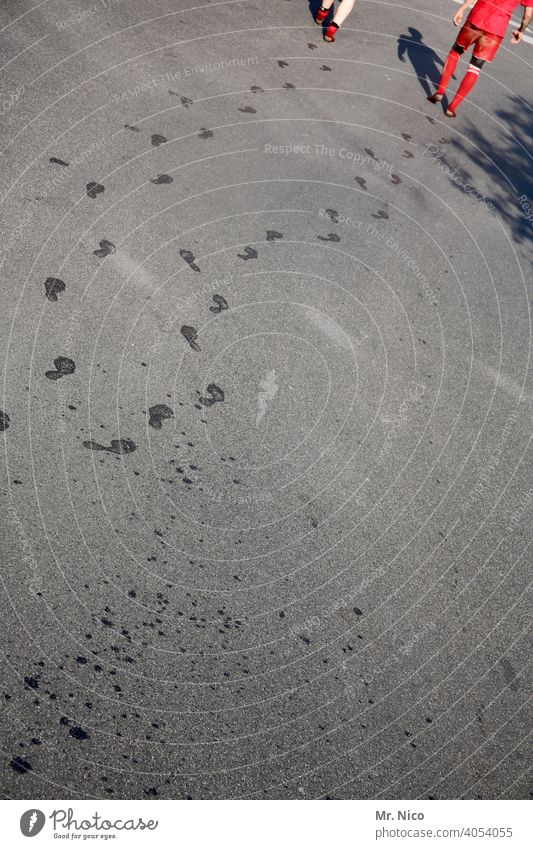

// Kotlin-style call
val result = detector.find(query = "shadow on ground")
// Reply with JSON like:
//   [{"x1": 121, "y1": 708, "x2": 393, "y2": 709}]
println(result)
[
  {"x1": 397, "y1": 27, "x2": 446, "y2": 96},
  {"x1": 452, "y1": 94, "x2": 533, "y2": 243}
]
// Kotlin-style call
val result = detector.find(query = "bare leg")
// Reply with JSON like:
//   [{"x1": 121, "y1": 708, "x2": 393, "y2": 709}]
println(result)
[{"x1": 333, "y1": 0, "x2": 356, "y2": 26}]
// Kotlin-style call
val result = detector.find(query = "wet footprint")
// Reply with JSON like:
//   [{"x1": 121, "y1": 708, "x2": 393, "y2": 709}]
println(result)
[
  {"x1": 148, "y1": 404, "x2": 173, "y2": 430},
  {"x1": 390, "y1": 173, "x2": 402, "y2": 185},
  {"x1": 198, "y1": 127, "x2": 213, "y2": 139},
  {"x1": 426, "y1": 115, "x2": 436, "y2": 125},
  {"x1": 0, "y1": 411, "x2": 10, "y2": 432},
  {"x1": 199, "y1": 383, "x2": 224, "y2": 406},
  {"x1": 83, "y1": 438, "x2": 136, "y2": 454},
  {"x1": 317, "y1": 233, "x2": 340, "y2": 242},
  {"x1": 283, "y1": 82, "x2": 295, "y2": 89},
  {"x1": 325, "y1": 208, "x2": 339, "y2": 223},
  {"x1": 169, "y1": 92, "x2": 193, "y2": 108},
  {"x1": 320, "y1": 65, "x2": 332, "y2": 71},
  {"x1": 44, "y1": 277, "x2": 65, "y2": 302},
  {"x1": 237, "y1": 246, "x2": 257, "y2": 260},
  {"x1": 181, "y1": 325, "x2": 201, "y2": 352},
  {"x1": 364, "y1": 148, "x2": 378, "y2": 161},
  {"x1": 93, "y1": 239, "x2": 116, "y2": 258},
  {"x1": 45, "y1": 357, "x2": 75, "y2": 380},
  {"x1": 308, "y1": 43, "x2": 318, "y2": 50},
  {"x1": 151, "y1": 134, "x2": 167, "y2": 147},
  {"x1": 150, "y1": 174, "x2": 173, "y2": 184},
  {"x1": 403, "y1": 150, "x2": 414, "y2": 159},
  {"x1": 238, "y1": 106, "x2": 256, "y2": 114},
  {"x1": 86, "y1": 182, "x2": 105, "y2": 198},
  {"x1": 125, "y1": 124, "x2": 141, "y2": 132},
  {"x1": 180, "y1": 249, "x2": 200, "y2": 272},
  {"x1": 278, "y1": 60, "x2": 289, "y2": 68},
  {"x1": 210, "y1": 294, "x2": 229, "y2": 313},
  {"x1": 355, "y1": 176, "x2": 367, "y2": 191},
  {"x1": 50, "y1": 157, "x2": 69, "y2": 166},
  {"x1": 251, "y1": 85, "x2": 264, "y2": 93},
  {"x1": 372, "y1": 210, "x2": 389, "y2": 220},
  {"x1": 401, "y1": 133, "x2": 412, "y2": 141},
  {"x1": 266, "y1": 230, "x2": 283, "y2": 242}
]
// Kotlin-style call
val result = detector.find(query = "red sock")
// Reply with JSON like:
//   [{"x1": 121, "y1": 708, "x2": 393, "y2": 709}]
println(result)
[
  {"x1": 449, "y1": 64, "x2": 480, "y2": 111},
  {"x1": 436, "y1": 48, "x2": 461, "y2": 95}
]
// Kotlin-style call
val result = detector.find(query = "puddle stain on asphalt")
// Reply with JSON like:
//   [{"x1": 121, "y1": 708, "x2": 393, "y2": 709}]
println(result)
[
  {"x1": 86, "y1": 182, "x2": 105, "y2": 198},
  {"x1": 238, "y1": 246, "x2": 257, "y2": 260},
  {"x1": 180, "y1": 249, "x2": 200, "y2": 272},
  {"x1": 148, "y1": 405, "x2": 174, "y2": 430},
  {"x1": 82, "y1": 438, "x2": 137, "y2": 454},
  {"x1": 210, "y1": 294, "x2": 229, "y2": 313},
  {"x1": 169, "y1": 91, "x2": 193, "y2": 108},
  {"x1": 93, "y1": 239, "x2": 116, "y2": 257},
  {"x1": 181, "y1": 325, "x2": 201, "y2": 352},
  {"x1": 199, "y1": 384, "x2": 224, "y2": 407},
  {"x1": 69, "y1": 726, "x2": 90, "y2": 740},
  {"x1": 11, "y1": 757, "x2": 32, "y2": 773},
  {"x1": 45, "y1": 357, "x2": 76, "y2": 380},
  {"x1": 500, "y1": 658, "x2": 520, "y2": 692},
  {"x1": 150, "y1": 174, "x2": 173, "y2": 184},
  {"x1": 44, "y1": 277, "x2": 66, "y2": 301}
]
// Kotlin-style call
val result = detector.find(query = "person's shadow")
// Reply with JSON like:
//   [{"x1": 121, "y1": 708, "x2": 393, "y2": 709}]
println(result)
[{"x1": 398, "y1": 27, "x2": 452, "y2": 97}]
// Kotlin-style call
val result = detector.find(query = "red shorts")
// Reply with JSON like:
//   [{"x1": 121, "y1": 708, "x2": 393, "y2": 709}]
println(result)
[{"x1": 456, "y1": 21, "x2": 503, "y2": 62}]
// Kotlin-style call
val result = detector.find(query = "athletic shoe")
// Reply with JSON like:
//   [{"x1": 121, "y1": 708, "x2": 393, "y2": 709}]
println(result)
[
  {"x1": 324, "y1": 24, "x2": 338, "y2": 42},
  {"x1": 315, "y1": 7, "x2": 329, "y2": 24}
]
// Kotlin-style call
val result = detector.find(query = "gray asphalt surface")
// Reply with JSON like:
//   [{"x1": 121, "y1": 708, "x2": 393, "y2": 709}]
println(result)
[{"x1": 0, "y1": 0, "x2": 531, "y2": 800}]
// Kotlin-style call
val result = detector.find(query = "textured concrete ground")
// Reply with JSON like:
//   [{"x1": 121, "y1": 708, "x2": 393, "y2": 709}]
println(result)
[{"x1": 0, "y1": 0, "x2": 531, "y2": 800}]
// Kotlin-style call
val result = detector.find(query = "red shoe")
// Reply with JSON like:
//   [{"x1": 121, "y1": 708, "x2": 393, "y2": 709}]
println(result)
[
  {"x1": 315, "y1": 7, "x2": 329, "y2": 24},
  {"x1": 324, "y1": 24, "x2": 338, "y2": 42}
]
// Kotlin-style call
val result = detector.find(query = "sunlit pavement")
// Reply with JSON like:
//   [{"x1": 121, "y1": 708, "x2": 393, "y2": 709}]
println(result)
[{"x1": 0, "y1": 0, "x2": 531, "y2": 800}]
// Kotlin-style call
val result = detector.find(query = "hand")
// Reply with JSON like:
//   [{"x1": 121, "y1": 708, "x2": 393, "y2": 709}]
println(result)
[
  {"x1": 453, "y1": 10, "x2": 463, "y2": 27},
  {"x1": 511, "y1": 29, "x2": 522, "y2": 43}
]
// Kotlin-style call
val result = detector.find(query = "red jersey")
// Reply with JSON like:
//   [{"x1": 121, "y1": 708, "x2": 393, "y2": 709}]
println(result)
[{"x1": 469, "y1": 0, "x2": 533, "y2": 37}]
